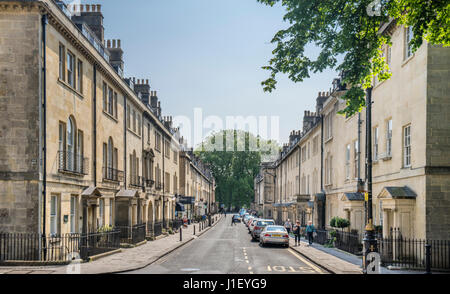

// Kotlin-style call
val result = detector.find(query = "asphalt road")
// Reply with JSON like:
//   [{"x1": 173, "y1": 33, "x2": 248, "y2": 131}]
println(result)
[{"x1": 125, "y1": 215, "x2": 328, "y2": 274}]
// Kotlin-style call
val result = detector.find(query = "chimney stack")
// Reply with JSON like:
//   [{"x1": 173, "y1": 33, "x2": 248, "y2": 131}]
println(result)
[
  {"x1": 134, "y1": 78, "x2": 151, "y2": 105},
  {"x1": 106, "y1": 39, "x2": 124, "y2": 76},
  {"x1": 71, "y1": 3, "x2": 105, "y2": 43}
]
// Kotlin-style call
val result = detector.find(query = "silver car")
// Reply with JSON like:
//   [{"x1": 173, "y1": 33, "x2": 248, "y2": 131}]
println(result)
[
  {"x1": 259, "y1": 226, "x2": 290, "y2": 248},
  {"x1": 251, "y1": 219, "x2": 275, "y2": 241}
]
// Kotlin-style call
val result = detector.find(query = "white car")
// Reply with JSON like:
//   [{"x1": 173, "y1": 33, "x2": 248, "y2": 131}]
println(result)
[
  {"x1": 251, "y1": 219, "x2": 275, "y2": 241},
  {"x1": 259, "y1": 226, "x2": 290, "y2": 248}
]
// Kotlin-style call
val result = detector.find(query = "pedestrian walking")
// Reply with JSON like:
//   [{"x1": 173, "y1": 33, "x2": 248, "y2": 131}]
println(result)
[
  {"x1": 306, "y1": 221, "x2": 316, "y2": 246},
  {"x1": 293, "y1": 220, "x2": 301, "y2": 246},
  {"x1": 284, "y1": 219, "x2": 292, "y2": 235}
]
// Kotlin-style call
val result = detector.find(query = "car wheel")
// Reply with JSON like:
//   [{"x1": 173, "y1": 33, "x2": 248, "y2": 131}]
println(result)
[{"x1": 260, "y1": 241, "x2": 265, "y2": 247}]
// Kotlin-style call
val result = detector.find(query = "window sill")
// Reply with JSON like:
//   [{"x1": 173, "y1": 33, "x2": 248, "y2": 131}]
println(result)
[
  {"x1": 401, "y1": 53, "x2": 415, "y2": 68},
  {"x1": 382, "y1": 155, "x2": 392, "y2": 161},
  {"x1": 103, "y1": 110, "x2": 118, "y2": 123},
  {"x1": 324, "y1": 137, "x2": 333, "y2": 144},
  {"x1": 58, "y1": 78, "x2": 84, "y2": 99},
  {"x1": 127, "y1": 128, "x2": 142, "y2": 139}
]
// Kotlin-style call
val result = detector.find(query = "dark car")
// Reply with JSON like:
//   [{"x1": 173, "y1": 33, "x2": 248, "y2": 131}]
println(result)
[{"x1": 232, "y1": 214, "x2": 241, "y2": 223}]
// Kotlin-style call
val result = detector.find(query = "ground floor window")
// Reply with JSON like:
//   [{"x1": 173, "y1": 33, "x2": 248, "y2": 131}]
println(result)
[
  {"x1": 70, "y1": 196, "x2": 77, "y2": 233},
  {"x1": 50, "y1": 195, "x2": 60, "y2": 236}
]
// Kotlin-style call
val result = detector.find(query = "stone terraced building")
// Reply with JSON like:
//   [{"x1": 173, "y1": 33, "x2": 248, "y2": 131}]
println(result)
[
  {"x1": 254, "y1": 21, "x2": 450, "y2": 240},
  {"x1": 0, "y1": 0, "x2": 216, "y2": 241}
]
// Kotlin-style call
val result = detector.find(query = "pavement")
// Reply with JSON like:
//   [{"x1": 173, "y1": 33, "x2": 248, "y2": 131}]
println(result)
[
  {"x1": 126, "y1": 216, "x2": 329, "y2": 274},
  {"x1": 0, "y1": 214, "x2": 222, "y2": 275}
]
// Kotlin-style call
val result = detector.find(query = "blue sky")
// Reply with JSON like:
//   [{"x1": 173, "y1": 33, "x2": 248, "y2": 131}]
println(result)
[{"x1": 97, "y1": 0, "x2": 338, "y2": 145}]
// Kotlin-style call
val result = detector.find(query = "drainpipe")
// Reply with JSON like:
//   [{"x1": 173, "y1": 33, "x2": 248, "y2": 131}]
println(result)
[
  {"x1": 358, "y1": 112, "x2": 362, "y2": 185},
  {"x1": 124, "y1": 97, "x2": 127, "y2": 188},
  {"x1": 41, "y1": 14, "x2": 48, "y2": 242},
  {"x1": 162, "y1": 134, "x2": 165, "y2": 228},
  {"x1": 320, "y1": 114, "x2": 325, "y2": 229},
  {"x1": 93, "y1": 66, "x2": 97, "y2": 186}
]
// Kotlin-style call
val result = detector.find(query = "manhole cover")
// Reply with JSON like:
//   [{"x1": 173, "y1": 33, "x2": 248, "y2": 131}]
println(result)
[{"x1": 180, "y1": 268, "x2": 200, "y2": 272}]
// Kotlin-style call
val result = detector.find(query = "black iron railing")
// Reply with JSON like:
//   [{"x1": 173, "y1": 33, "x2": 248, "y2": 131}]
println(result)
[
  {"x1": 58, "y1": 151, "x2": 89, "y2": 175},
  {"x1": 103, "y1": 167, "x2": 124, "y2": 182},
  {"x1": 334, "y1": 230, "x2": 363, "y2": 255},
  {"x1": 116, "y1": 223, "x2": 146, "y2": 245},
  {"x1": 153, "y1": 221, "x2": 163, "y2": 237},
  {"x1": 129, "y1": 176, "x2": 142, "y2": 188},
  {"x1": 145, "y1": 179, "x2": 155, "y2": 188},
  {"x1": 155, "y1": 182, "x2": 162, "y2": 190},
  {"x1": 378, "y1": 230, "x2": 450, "y2": 271},
  {"x1": 0, "y1": 230, "x2": 120, "y2": 263},
  {"x1": 169, "y1": 219, "x2": 183, "y2": 231}
]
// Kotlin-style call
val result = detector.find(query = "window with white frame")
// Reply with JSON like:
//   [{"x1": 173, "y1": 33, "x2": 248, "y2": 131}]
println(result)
[
  {"x1": 345, "y1": 144, "x2": 351, "y2": 180},
  {"x1": 77, "y1": 59, "x2": 83, "y2": 92},
  {"x1": 67, "y1": 51, "x2": 75, "y2": 87},
  {"x1": 70, "y1": 196, "x2": 77, "y2": 234},
  {"x1": 386, "y1": 119, "x2": 392, "y2": 157},
  {"x1": 108, "y1": 87, "x2": 114, "y2": 116},
  {"x1": 405, "y1": 26, "x2": 414, "y2": 59},
  {"x1": 403, "y1": 125, "x2": 411, "y2": 167},
  {"x1": 59, "y1": 44, "x2": 65, "y2": 80},
  {"x1": 50, "y1": 195, "x2": 59, "y2": 236},
  {"x1": 109, "y1": 199, "x2": 114, "y2": 226},
  {"x1": 99, "y1": 199, "x2": 105, "y2": 227},
  {"x1": 103, "y1": 83, "x2": 108, "y2": 111}
]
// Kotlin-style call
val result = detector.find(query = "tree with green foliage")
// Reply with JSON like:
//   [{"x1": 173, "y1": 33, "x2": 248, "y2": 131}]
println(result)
[
  {"x1": 195, "y1": 130, "x2": 279, "y2": 209},
  {"x1": 257, "y1": 0, "x2": 449, "y2": 116}
]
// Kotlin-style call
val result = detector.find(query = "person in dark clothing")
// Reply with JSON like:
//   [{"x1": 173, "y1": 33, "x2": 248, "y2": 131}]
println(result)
[
  {"x1": 306, "y1": 221, "x2": 316, "y2": 245},
  {"x1": 293, "y1": 220, "x2": 301, "y2": 246}
]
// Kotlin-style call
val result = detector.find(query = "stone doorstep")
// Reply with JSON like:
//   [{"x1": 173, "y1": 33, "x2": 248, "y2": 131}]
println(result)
[{"x1": 289, "y1": 240, "x2": 363, "y2": 274}]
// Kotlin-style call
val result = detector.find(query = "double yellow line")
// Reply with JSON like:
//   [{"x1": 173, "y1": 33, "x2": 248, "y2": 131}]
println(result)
[{"x1": 287, "y1": 249, "x2": 326, "y2": 274}]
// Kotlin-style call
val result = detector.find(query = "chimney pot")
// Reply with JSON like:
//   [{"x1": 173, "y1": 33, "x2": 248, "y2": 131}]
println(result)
[
  {"x1": 86, "y1": 5, "x2": 90, "y2": 12},
  {"x1": 91, "y1": 4, "x2": 95, "y2": 12},
  {"x1": 112, "y1": 40, "x2": 116, "y2": 48},
  {"x1": 118, "y1": 39, "x2": 121, "y2": 48},
  {"x1": 97, "y1": 4, "x2": 101, "y2": 12},
  {"x1": 146, "y1": 79, "x2": 149, "y2": 85},
  {"x1": 107, "y1": 40, "x2": 111, "y2": 48}
]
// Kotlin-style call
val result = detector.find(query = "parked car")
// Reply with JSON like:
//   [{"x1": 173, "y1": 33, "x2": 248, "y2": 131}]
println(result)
[
  {"x1": 243, "y1": 214, "x2": 251, "y2": 225},
  {"x1": 259, "y1": 226, "x2": 290, "y2": 248},
  {"x1": 232, "y1": 214, "x2": 241, "y2": 223},
  {"x1": 251, "y1": 219, "x2": 276, "y2": 241},
  {"x1": 249, "y1": 219, "x2": 260, "y2": 234}
]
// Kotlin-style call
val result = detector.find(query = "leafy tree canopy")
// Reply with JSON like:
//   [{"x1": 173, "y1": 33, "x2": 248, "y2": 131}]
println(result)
[
  {"x1": 258, "y1": 0, "x2": 449, "y2": 116},
  {"x1": 195, "y1": 130, "x2": 280, "y2": 209}
]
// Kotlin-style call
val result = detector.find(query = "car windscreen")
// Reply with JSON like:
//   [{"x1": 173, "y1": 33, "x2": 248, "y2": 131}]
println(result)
[
  {"x1": 257, "y1": 221, "x2": 275, "y2": 226},
  {"x1": 265, "y1": 226, "x2": 286, "y2": 232}
]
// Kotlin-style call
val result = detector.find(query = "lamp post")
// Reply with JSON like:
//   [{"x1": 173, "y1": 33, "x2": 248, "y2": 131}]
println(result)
[{"x1": 363, "y1": 87, "x2": 378, "y2": 273}]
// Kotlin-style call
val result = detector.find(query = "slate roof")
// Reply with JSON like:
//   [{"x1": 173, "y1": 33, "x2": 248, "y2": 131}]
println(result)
[
  {"x1": 384, "y1": 186, "x2": 417, "y2": 199},
  {"x1": 344, "y1": 192, "x2": 364, "y2": 201}
]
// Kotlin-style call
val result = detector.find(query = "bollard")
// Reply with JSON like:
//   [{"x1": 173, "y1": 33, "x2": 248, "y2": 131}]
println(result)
[
  {"x1": 425, "y1": 244, "x2": 431, "y2": 274},
  {"x1": 194, "y1": 224, "x2": 196, "y2": 235},
  {"x1": 180, "y1": 227, "x2": 183, "y2": 242}
]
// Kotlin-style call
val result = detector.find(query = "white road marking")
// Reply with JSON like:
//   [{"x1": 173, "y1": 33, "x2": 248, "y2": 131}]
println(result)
[{"x1": 288, "y1": 249, "x2": 325, "y2": 274}]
